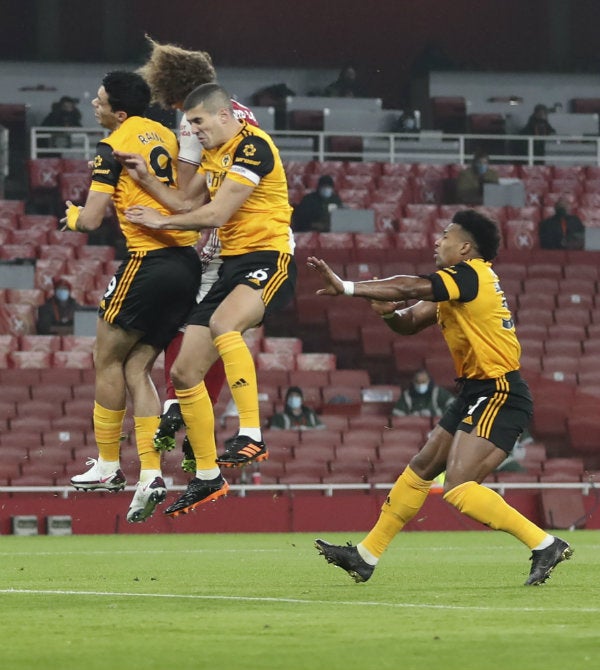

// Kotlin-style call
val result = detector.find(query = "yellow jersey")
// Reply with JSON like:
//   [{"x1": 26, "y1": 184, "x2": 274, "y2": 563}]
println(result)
[
  {"x1": 199, "y1": 122, "x2": 293, "y2": 256},
  {"x1": 428, "y1": 258, "x2": 521, "y2": 379},
  {"x1": 90, "y1": 116, "x2": 199, "y2": 252}
]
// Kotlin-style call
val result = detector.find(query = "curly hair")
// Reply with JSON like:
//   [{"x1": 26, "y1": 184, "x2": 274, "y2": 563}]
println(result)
[
  {"x1": 452, "y1": 209, "x2": 501, "y2": 261},
  {"x1": 137, "y1": 35, "x2": 216, "y2": 108}
]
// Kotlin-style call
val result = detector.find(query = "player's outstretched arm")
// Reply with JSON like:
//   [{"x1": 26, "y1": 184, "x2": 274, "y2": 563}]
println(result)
[{"x1": 307, "y1": 256, "x2": 435, "y2": 302}]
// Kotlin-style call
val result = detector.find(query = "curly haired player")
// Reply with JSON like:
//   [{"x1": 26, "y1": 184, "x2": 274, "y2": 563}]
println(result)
[{"x1": 137, "y1": 36, "x2": 259, "y2": 472}]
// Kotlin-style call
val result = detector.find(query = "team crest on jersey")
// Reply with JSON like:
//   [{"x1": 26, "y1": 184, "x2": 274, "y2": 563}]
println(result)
[
  {"x1": 243, "y1": 143, "x2": 257, "y2": 157},
  {"x1": 221, "y1": 154, "x2": 232, "y2": 167},
  {"x1": 93, "y1": 155, "x2": 102, "y2": 167}
]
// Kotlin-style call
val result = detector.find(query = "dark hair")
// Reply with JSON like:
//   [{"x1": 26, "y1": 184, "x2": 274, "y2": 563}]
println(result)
[
  {"x1": 183, "y1": 83, "x2": 232, "y2": 113},
  {"x1": 285, "y1": 386, "x2": 304, "y2": 401},
  {"x1": 452, "y1": 209, "x2": 501, "y2": 261},
  {"x1": 102, "y1": 71, "x2": 151, "y2": 117},
  {"x1": 317, "y1": 175, "x2": 334, "y2": 188}
]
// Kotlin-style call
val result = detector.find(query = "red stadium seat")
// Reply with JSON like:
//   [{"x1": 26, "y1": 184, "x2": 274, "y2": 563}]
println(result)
[
  {"x1": 395, "y1": 231, "x2": 430, "y2": 250},
  {"x1": 519, "y1": 344, "x2": 545, "y2": 360},
  {"x1": 345, "y1": 261, "x2": 382, "y2": 280},
  {"x1": 60, "y1": 158, "x2": 91, "y2": 173},
  {"x1": 329, "y1": 369, "x2": 371, "y2": 388},
  {"x1": 337, "y1": 187, "x2": 370, "y2": 208},
  {"x1": 262, "y1": 336, "x2": 303, "y2": 355},
  {"x1": 38, "y1": 244, "x2": 77, "y2": 261},
  {"x1": 324, "y1": 458, "x2": 373, "y2": 484},
  {"x1": 60, "y1": 335, "x2": 96, "y2": 353},
  {"x1": 18, "y1": 216, "x2": 58, "y2": 235},
  {"x1": 5, "y1": 288, "x2": 45, "y2": 308},
  {"x1": 526, "y1": 263, "x2": 563, "y2": 279},
  {"x1": 371, "y1": 202, "x2": 401, "y2": 232},
  {"x1": 26, "y1": 158, "x2": 61, "y2": 191},
  {"x1": 255, "y1": 351, "x2": 296, "y2": 372},
  {"x1": 404, "y1": 203, "x2": 439, "y2": 222},
  {"x1": 0, "y1": 243, "x2": 37, "y2": 261},
  {"x1": 430, "y1": 97, "x2": 467, "y2": 133},
  {"x1": 381, "y1": 162, "x2": 415, "y2": 177},
  {"x1": 295, "y1": 352, "x2": 336, "y2": 371},
  {"x1": 58, "y1": 172, "x2": 91, "y2": 205},
  {"x1": 77, "y1": 245, "x2": 116, "y2": 262},
  {"x1": 20, "y1": 334, "x2": 61, "y2": 352},
  {"x1": 52, "y1": 351, "x2": 94, "y2": 368},
  {"x1": 0, "y1": 304, "x2": 38, "y2": 337},
  {"x1": 354, "y1": 232, "x2": 397, "y2": 263},
  {"x1": 0, "y1": 199, "x2": 25, "y2": 227},
  {"x1": 278, "y1": 460, "x2": 325, "y2": 484},
  {"x1": 15, "y1": 398, "x2": 63, "y2": 420},
  {"x1": 504, "y1": 220, "x2": 539, "y2": 252},
  {"x1": 10, "y1": 234, "x2": 47, "y2": 256}
]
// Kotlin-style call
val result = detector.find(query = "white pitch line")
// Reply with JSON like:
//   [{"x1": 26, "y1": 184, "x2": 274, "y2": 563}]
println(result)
[
  {"x1": 0, "y1": 549, "x2": 283, "y2": 557},
  {"x1": 1, "y1": 589, "x2": 598, "y2": 613}
]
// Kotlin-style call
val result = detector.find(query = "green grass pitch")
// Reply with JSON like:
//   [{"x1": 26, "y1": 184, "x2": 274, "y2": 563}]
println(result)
[{"x1": 0, "y1": 530, "x2": 598, "y2": 670}]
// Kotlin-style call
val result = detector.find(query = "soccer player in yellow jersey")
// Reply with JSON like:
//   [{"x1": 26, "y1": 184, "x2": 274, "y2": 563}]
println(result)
[
  {"x1": 64, "y1": 71, "x2": 202, "y2": 523},
  {"x1": 116, "y1": 83, "x2": 296, "y2": 516},
  {"x1": 308, "y1": 210, "x2": 572, "y2": 586}
]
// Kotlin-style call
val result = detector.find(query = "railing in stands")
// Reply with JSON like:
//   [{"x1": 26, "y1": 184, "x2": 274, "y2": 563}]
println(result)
[
  {"x1": 30, "y1": 126, "x2": 600, "y2": 166},
  {"x1": 1, "y1": 481, "x2": 597, "y2": 498}
]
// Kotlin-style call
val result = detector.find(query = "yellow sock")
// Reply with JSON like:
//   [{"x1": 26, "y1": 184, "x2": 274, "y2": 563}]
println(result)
[
  {"x1": 362, "y1": 466, "x2": 433, "y2": 558},
  {"x1": 176, "y1": 382, "x2": 217, "y2": 470},
  {"x1": 134, "y1": 415, "x2": 161, "y2": 472},
  {"x1": 444, "y1": 481, "x2": 548, "y2": 549},
  {"x1": 93, "y1": 402, "x2": 126, "y2": 462},
  {"x1": 214, "y1": 331, "x2": 260, "y2": 429}
]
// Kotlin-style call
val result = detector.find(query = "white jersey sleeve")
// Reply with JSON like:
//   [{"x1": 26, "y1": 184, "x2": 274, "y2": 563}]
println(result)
[{"x1": 178, "y1": 115, "x2": 202, "y2": 166}]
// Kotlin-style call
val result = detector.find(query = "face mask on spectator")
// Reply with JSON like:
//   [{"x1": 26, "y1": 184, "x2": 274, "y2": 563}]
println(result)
[
  {"x1": 287, "y1": 396, "x2": 302, "y2": 410},
  {"x1": 55, "y1": 288, "x2": 70, "y2": 302},
  {"x1": 475, "y1": 162, "x2": 488, "y2": 175},
  {"x1": 319, "y1": 186, "x2": 333, "y2": 199},
  {"x1": 414, "y1": 383, "x2": 429, "y2": 395}
]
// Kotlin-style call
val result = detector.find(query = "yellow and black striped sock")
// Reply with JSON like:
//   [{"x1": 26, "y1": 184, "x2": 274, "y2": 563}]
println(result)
[
  {"x1": 93, "y1": 402, "x2": 126, "y2": 463},
  {"x1": 362, "y1": 465, "x2": 432, "y2": 558},
  {"x1": 444, "y1": 481, "x2": 547, "y2": 549},
  {"x1": 214, "y1": 331, "x2": 260, "y2": 430},
  {"x1": 176, "y1": 382, "x2": 218, "y2": 470}
]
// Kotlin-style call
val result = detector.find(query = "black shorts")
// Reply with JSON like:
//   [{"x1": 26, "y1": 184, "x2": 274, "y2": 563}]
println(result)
[
  {"x1": 99, "y1": 246, "x2": 201, "y2": 349},
  {"x1": 438, "y1": 370, "x2": 533, "y2": 454},
  {"x1": 187, "y1": 250, "x2": 297, "y2": 327}
]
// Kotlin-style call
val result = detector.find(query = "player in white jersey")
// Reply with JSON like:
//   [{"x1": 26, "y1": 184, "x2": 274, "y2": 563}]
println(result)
[{"x1": 138, "y1": 36, "x2": 260, "y2": 469}]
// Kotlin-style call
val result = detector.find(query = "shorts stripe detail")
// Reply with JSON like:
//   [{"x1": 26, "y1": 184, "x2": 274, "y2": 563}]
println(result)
[
  {"x1": 104, "y1": 253, "x2": 145, "y2": 323},
  {"x1": 477, "y1": 375, "x2": 509, "y2": 439},
  {"x1": 262, "y1": 253, "x2": 290, "y2": 306}
]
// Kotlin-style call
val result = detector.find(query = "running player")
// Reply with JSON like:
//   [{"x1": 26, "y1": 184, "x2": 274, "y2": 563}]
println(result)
[{"x1": 309, "y1": 209, "x2": 572, "y2": 586}]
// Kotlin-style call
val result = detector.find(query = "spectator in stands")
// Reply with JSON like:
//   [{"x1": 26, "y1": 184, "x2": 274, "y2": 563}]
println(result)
[
  {"x1": 455, "y1": 150, "x2": 499, "y2": 205},
  {"x1": 324, "y1": 64, "x2": 363, "y2": 98},
  {"x1": 520, "y1": 104, "x2": 555, "y2": 138},
  {"x1": 292, "y1": 175, "x2": 343, "y2": 232},
  {"x1": 41, "y1": 96, "x2": 82, "y2": 155},
  {"x1": 42, "y1": 95, "x2": 82, "y2": 128},
  {"x1": 36, "y1": 277, "x2": 81, "y2": 336},
  {"x1": 308, "y1": 209, "x2": 572, "y2": 586},
  {"x1": 392, "y1": 368, "x2": 454, "y2": 418},
  {"x1": 519, "y1": 104, "x2": 555, "y2": 161},
  {"x1": 539, "y1": 197, "x2": 584, "y2": 250},
  {"x1": 269, "y1": 386, "x2": 324, "y2": 430}
]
